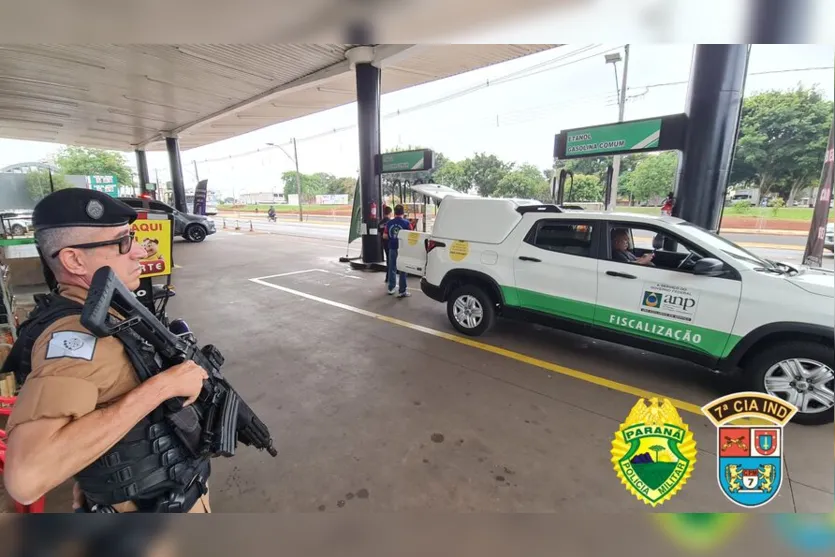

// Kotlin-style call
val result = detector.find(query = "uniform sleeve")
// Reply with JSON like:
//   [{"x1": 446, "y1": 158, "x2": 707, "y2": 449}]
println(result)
[{"x1": 4, "y1": 320, "x2": 131, "y2": 433}]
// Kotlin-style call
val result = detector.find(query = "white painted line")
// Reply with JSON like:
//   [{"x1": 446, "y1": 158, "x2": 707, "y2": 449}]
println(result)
[
  {"x1": 252, "y1": 268, "x2": 326, "y2": 281},
  {"x1": 245, "y1": 276, "x2": 718, "y2": 420},
  {"x1": 251, "y1": 268, "x2": 366, "y2": 282}
]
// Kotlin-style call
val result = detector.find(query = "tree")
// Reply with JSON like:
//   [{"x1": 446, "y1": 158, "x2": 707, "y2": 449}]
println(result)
[
  {"x1": 731, "y1": 86, "x2": 833, "y2": 204},
  {"x1": 332, "y1": 176, "x2": 357, "y2": 196},
  {"x1": 433, "y1": 160, "x2": 469, "y2": 192},
  {"x1": 621, "y1": 152, "x2": 678, "y2": 204},
  {"x1": 565, "y1": 173, "x2": 603, "y2": 203},
  {"x1": 52, "y1": 146, "x2": 133, "y2": 187},
  {"x1": 493, "y1": 164, "x2": 549, "y2": 200},
  {"x1": 649, "y1": 445, "x2": 666, "y2": 462},
  {"x1": 282, "y1": 171, "x2": 329, "y2": 201},
  {"x1": 461, "y1": 153, "x2": 513, "y2": 197},
  {"x1": 25, "y1": 169, "x2": 71, "y2": 202}
]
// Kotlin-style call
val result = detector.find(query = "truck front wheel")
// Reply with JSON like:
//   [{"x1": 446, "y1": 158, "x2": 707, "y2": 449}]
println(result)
[
  {"x1": 447, "y1": 284, "x2": 495, "y2": 337},
  {"x1": 745, "y1": 341, "x2": 834, "y2": 425}
]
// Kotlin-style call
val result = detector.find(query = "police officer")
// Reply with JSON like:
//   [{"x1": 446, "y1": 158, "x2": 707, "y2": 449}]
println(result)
[{"x1": 2, "y1": 188, "x2": 212, "y2": 512}]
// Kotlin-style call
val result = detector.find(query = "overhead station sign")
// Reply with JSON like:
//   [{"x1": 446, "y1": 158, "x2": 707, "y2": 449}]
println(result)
[
  {"x1": 566, "y1": 119, "x2": 662, "y2": 156},
  {"x1": 378, "y1": 149, "x2": 434, "y2": 174},
  {"x1": 554, "y1": 114, "x2": 687, "y2": 160}
]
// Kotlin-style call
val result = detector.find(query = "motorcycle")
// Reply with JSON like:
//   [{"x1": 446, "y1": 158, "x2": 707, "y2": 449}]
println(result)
[{"x1": 267, "y1": 213, "x2": 277, "y2": 222}]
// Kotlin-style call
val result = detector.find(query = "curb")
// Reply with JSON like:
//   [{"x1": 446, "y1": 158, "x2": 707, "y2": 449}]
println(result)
[{"x1": 721, "y1": 228, "x2": 809, "y2": 236}]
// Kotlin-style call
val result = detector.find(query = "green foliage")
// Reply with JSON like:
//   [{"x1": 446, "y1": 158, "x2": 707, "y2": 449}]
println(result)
[
  {"x1": 768, "y1": 197, "x2": 785, "y2": 217},
  {"x1": 433, "y1": 159, "x2": 469, "y2": 192},
  {"x1": 282, "y1": 171, "x2": 356, "y2": 201},
  {"x1": 461, "y1": 153, "x2": 513, "y2": 197},
  {"x1": 565, "y1": 173, "x2": 603, "y2": 203},
  {"x1": 620, "y1": 152, "x2": 678, "y2": 204},
  {"x1": 731, "y1": 86, "x2": 833, "y2": 199},
  {"x1": 493, "y1": 164, "x2": 549, "y2": 201},
  {"x1": 52, "y1": 146, "x2": 133, "y2": 186},
  {"x1": 25, "y1": 169, "x2": 71, "y2": 203},
  {"x1": 732, "y1": 199, "x2": 753, "y2": 214}
]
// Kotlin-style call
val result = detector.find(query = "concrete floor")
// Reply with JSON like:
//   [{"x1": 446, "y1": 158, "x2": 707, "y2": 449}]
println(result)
[
  {"x1": 164, "y1": 229, "x2": 832, "y2": 513},
  {"x1": 2, "y1": 228, "x2": 832, "y2": 514}
]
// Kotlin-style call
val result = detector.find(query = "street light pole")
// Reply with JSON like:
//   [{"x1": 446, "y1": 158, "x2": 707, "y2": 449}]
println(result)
[{"x1": 607, "y1": 45, "x2": 630, "y2": 211}]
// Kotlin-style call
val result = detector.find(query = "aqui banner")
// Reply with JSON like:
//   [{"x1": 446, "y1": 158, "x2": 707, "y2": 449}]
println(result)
[
  {"x1": 132, "y1": 212, "x2": 173, "y2": 278},
  {"x1": 348, "y1": 178, "x2": 362, "y2": 244},
  {"x1": 802, "y1": 120, "x2": 834, "y2": 267}
]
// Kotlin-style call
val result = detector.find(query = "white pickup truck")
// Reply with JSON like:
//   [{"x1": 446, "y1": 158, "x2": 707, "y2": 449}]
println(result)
[{"x1": 397, "y1": 197, "x2": 835, "y2": 425}]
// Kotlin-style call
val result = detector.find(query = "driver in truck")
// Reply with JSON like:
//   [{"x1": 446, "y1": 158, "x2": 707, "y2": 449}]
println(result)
[{"x1": 612, "y1": 228, "x2": 654, "y2": 266}]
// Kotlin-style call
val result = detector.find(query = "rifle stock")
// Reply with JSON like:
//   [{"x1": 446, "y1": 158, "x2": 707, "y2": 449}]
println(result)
[{"x1": 81, "y1": 266, "x2": 278, "y2": 459}]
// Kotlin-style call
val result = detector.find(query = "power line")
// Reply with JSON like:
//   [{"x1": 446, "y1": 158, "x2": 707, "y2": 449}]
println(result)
[{"x1": 190, "y1": 60, "x2": 832, "y2": 167}]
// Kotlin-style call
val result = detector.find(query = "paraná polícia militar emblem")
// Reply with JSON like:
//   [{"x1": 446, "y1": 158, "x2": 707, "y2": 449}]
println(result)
[{"x1": 611, "y1": 397, "x2": 697, "y2": 507}]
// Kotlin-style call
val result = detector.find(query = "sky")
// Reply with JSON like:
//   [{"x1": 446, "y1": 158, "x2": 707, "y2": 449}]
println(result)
[{"x1": 0, "y1": 42, "x2": 832, "y2": 199}]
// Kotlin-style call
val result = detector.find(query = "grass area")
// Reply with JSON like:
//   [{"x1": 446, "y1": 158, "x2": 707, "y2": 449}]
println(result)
[
  {"x1": 615, "y1": 206, "x2": 834, "y2": 221},
  {"x1": 218, "y1": 204, "x2": 346, "y2": 212}
]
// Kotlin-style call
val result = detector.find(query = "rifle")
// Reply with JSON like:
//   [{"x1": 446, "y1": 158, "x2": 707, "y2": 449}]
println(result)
[{"x1": 80, "y1": 266, "x2": 278, "y2": 459}]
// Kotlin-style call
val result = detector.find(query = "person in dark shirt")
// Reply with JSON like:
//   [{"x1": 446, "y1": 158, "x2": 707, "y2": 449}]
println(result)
[
  {"x1": 612, "y1": 228, "x2": 654, "y2": 265},
  {"x1": 379, "y1": 205, "x2": 392, "y2": 265},
  {"x1": 385, "y1": 204, "x2": 412, "y2": 297}
]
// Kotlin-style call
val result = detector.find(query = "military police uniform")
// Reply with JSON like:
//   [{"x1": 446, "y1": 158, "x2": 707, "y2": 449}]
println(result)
[{"x1": 2, "y1": 189, "x2": 211, "y2": 513}]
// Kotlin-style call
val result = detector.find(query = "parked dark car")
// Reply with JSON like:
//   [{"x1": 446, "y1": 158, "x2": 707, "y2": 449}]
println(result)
[{"x1": 117, "y1": 197, "x2": 216, "y2": 242}]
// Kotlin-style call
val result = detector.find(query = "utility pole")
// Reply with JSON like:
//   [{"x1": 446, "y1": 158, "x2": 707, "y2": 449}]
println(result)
[
  {"x1": 267, "y1": 140, "x2": 304, "y2": 222},
  {"x1": 607, "y1": 45, "x2": 630, "y2": 211},
  {"x1": 293, "y1": 138, "x2": 303, "y2": 222},
  {"x1": 193, "y1": 160, "x2": 200, "y2": 181}
]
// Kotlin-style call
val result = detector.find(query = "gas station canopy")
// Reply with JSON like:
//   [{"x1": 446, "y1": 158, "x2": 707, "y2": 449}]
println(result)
[{"x1": 0, "y1": 44, "x2": 558, "y2": 152}]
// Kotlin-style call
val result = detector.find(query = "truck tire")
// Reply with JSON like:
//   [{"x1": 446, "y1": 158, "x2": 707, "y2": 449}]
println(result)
[
  {"x1": 447, "y1": 284, "x2": 495, "y2": 337},
  {"x1": 745, "y1": 341, "x2": 834, "y2": 425}
]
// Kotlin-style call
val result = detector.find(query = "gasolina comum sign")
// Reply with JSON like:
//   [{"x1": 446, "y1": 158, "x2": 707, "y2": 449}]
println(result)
[{"x1": 565, "y1": 119, "x2": 662, "y2": 156}]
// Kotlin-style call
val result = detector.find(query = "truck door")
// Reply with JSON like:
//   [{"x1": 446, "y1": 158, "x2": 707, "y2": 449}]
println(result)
[
  {"x1": 396, "y1": 230, "x2": 432, "y2": 276},
  {"x1": 594, "y1": 221, "x2": 742, "y2": 362},
  {"x1": 511, "y1": 219, "x2": 600, "y2": 327}
]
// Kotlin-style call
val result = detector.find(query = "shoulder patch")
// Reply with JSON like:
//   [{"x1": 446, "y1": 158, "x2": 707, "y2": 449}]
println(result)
[{"x1": 45, "y1": 331, "x2": 98, "y2": 361}]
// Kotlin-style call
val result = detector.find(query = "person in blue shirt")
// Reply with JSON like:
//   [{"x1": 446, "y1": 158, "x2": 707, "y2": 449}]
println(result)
[{"x1": 384, "y1": 204, "x2": 412, "y2": 298}]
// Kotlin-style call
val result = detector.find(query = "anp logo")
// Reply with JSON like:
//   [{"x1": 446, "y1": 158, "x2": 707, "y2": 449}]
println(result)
[{"x1": 642, "y1": 291, "x2": 662, "y2": 308}]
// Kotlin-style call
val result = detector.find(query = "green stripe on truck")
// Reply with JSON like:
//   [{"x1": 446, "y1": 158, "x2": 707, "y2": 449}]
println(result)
[{"x1": 500, "y1": 286, "x2": 741, "y2": 359}]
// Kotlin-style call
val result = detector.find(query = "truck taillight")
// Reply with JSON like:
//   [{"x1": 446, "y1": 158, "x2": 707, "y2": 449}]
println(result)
[{"x1": 425, "y1": 240, "x2": 446, "y2": 253}]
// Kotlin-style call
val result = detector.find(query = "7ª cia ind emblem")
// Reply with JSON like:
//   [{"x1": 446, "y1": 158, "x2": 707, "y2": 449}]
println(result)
[
  {"x1": 702, "y1": 391, "x2": 797, "y2": 509},
  {"x1": 611, "y1": 397, "x2": 697, "y2": 507}
]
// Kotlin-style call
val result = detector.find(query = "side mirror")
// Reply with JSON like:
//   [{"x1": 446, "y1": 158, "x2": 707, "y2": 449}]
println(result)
[{"x1": 693, "y1": 258, "x2": 725, "y2": 277}]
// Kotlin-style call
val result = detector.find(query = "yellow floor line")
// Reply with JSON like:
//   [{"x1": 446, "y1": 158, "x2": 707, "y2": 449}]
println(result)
[{"x1": 247, "y1": 277, "x2": 763, "y2": 422}]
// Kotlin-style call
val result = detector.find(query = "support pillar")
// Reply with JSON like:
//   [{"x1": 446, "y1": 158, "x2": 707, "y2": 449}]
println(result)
[
  {"x1": 135, "y1": 149, "x2": 150, "y2": 195},
  {"x1": 165, "y1": 136, "x2": 187, "y2": 213},
  {"x1": 354, "y1": 53, "x2": 383, "y2": 266},
  {"x1": 673, "y1": 45, "x2": 749, "y2": 232}
]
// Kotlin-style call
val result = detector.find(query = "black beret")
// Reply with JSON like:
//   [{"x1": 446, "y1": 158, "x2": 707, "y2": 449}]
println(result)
[{"x1": 32, "y1": 187, "x2": 137, "y2": 231}]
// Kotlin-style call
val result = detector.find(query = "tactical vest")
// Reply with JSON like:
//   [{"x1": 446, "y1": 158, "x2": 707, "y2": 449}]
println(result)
[{"x1": 2, "y1": 293, "x2": 210, "y2": 513}]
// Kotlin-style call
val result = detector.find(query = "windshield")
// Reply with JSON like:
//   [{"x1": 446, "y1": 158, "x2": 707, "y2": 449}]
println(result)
[{"x1": 676, "y1": 222, "x2": 770, "y2": 268}]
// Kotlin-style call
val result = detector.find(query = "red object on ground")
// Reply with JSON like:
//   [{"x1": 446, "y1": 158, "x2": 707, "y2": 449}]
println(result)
[{"x1": 0, "y1": 395, "x2": 46, "y2": 513}]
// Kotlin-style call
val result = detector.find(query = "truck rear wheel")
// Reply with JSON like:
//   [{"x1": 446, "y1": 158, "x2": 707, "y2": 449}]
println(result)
[
  {"x1": 447, "y1": 284, "x2": 495, "y2": 337},
  {"x1": 745, "y1": 341, "x2": 834, "y2": 425}
]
